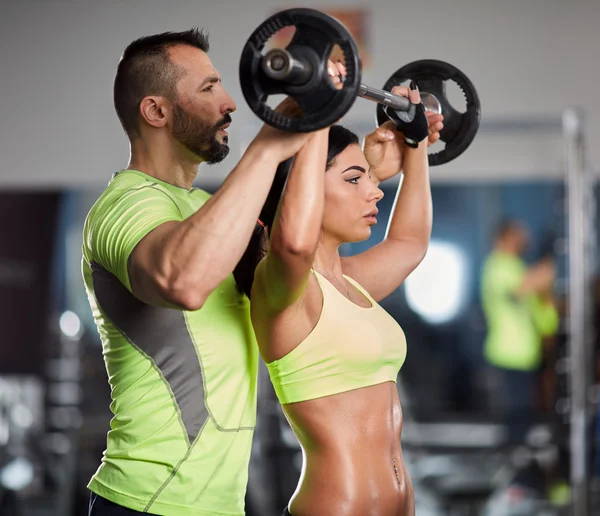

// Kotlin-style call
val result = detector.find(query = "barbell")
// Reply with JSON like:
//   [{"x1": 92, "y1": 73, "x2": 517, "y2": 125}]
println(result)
[{"x1": 239, "y1": 7, "x2": 482, "y2": 166}]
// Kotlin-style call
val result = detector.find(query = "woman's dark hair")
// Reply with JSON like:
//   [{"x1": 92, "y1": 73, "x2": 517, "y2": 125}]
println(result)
[{"x1": 233, "y1": 125, "x2": 359, "y2": 297}]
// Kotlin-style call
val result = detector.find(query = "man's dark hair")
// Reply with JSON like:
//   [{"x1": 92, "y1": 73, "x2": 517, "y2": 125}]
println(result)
[
  {"x1": 494, "y1": 218, "x2": 523, "y2": 241},
  {"x1": 113, "y1": 28, "x2": 210, "y2": 139}
]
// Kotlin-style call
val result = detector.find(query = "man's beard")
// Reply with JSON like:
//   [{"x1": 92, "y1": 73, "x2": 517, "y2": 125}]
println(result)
[{"x1": 172, "y1": 103, "x2": 231, "y2": 164}]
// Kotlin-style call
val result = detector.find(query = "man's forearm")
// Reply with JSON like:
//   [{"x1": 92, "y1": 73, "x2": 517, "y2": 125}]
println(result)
[{"x1": 160, "y1": 141, "x2": 281, "y2": 300}]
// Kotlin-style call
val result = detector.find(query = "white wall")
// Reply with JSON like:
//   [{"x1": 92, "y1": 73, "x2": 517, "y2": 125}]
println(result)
[{"x1": 0, "y1": 0, "x2": 598, "y2": 189}]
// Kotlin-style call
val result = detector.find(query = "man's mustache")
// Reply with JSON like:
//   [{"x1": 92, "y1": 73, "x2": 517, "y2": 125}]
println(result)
[{"x1": 215, "y1": 114, "x2": 232, "y2": 129}]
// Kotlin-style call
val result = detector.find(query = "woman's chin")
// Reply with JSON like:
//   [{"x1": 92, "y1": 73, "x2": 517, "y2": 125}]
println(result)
[{"x1": 346, "y1": 228, "x2": 372, "y2": 244}]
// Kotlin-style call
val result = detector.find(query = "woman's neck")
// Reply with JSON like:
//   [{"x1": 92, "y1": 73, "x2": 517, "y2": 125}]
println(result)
[{"x1": 313, "y1": 240, "x2": 343, "y2": 278}]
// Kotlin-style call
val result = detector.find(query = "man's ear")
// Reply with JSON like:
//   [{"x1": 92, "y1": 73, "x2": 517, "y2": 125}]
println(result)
[{"x1": 139, "y1": 96, "x2": 170, "y2": 129}]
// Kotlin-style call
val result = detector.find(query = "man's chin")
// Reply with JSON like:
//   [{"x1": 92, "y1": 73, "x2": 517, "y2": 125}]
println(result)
[{"x1": 203, "y1": 146, "x2": 230, "y2": 165}]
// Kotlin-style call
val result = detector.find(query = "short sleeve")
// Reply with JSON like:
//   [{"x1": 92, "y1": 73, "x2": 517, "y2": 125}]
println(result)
[
  {"x1": 86, "y1": 184, "x2": 183, "y2": 291},
  {"x1": 529, "y1": 296, "x2": 560, "y2": 337},
  {"x1": 482, "y1": 257, "x2": 523, "y2": 301}
]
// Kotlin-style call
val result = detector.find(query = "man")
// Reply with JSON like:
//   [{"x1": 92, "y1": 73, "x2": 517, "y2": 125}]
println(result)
[
  {"x1": 83, "y1": 29, "x2": 317, "y2": 516},
  {"x1": 83, "y1": 27, "x2": 441, "y2": 516},
  {"x1": 481, "y1": 219, "x2": 559, "y2": 445}
]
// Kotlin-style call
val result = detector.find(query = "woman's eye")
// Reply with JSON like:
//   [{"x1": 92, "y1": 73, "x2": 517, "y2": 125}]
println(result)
[{"x1": 346, "y1": 177, "x2": 360, "y2": 185}]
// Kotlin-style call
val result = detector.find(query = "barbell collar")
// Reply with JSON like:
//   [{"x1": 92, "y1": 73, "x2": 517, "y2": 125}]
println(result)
[{"x1": 261, "y1": 48, "x2": 313, "y2": 86}]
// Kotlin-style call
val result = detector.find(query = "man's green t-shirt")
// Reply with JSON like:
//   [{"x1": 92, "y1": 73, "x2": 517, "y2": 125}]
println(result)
[
  {"x1": 481, "y1": 251, "x2": 559, "y2": 371},
  {"x1": 82, "y1": 170, "x2": 258, "y2": 516}
]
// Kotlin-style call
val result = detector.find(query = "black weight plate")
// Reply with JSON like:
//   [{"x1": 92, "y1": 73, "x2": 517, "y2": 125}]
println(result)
[
  {"x1": 240, "y1": 8, "x2": 361, "y2": 132},
  {"x1": 376, "y1": 59, "x2": 481, "y2": 166}
]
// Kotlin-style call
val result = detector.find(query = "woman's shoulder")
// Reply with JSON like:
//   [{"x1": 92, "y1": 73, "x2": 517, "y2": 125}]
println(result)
[{"x1": 251, "y1": 263, "x2": 322, "y2": 313}]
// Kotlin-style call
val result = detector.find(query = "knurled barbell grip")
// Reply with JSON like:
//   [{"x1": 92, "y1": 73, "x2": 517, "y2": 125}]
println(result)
[
  {"x1": 357, "y1": 84, "x2": 410, "y2": 112},
  {"x1": 261, "y1": 48, "x2": 411, "y2": 112}
]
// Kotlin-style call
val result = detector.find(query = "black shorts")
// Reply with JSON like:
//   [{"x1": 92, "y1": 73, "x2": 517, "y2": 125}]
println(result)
[{"x1": 88, "y1": 493, "x2": 152, "y2": 515}]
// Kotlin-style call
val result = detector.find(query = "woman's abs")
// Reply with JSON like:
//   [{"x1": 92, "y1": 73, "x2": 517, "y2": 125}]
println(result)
[{"x1": 284, "y1": 383, "x2": 414, "y2": 516}]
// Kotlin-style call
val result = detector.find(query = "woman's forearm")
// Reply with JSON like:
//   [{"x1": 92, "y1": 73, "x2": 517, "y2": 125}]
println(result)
[{"x1": 384, "y1": 140, "x2": 431, "y2": 248}]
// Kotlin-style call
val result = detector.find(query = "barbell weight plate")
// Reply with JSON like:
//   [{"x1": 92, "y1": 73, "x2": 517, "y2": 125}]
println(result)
[
  {"x1": 240, "y1": 8, "x2": 362, "y2": 132},
  {"x1": 376, "y1": 59, "x2": 481, "y2": 166}
]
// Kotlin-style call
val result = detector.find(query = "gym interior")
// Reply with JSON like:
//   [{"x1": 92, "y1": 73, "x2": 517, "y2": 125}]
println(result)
[{"x1": 0, "y1": 1, "x2": 599, "y2": 515}]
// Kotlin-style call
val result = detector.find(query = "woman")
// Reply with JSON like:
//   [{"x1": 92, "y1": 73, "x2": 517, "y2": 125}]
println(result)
[{"x1": 243, "y1": 86, "x2": 442, "y2": 516}]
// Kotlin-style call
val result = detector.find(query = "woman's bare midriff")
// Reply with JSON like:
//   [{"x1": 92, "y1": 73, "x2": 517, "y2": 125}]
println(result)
[{"x1": 283, "y1": 381, "x2": 414, "y2": 516}]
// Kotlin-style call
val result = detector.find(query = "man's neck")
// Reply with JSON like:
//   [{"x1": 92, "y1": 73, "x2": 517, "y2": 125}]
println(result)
[
  {"x1": 129, "y1": 138, "x2": 202, "y2": 190},
  {"x1": 494, "y1": 242, "x2": 518, "y2": 256}
]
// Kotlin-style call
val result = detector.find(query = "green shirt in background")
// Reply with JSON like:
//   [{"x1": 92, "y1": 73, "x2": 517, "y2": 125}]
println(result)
[
  {"x1": 82, "y1": 170, "x2": 258, "y2": 516},
  {"x1": 481, "y1": 251, "x2": 559, "y2": 371}
]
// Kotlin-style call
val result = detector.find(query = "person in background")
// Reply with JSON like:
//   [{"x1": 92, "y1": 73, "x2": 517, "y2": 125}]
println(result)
[{"x1": 481, "y1": 219, "x2": 559, "y2": 446}]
